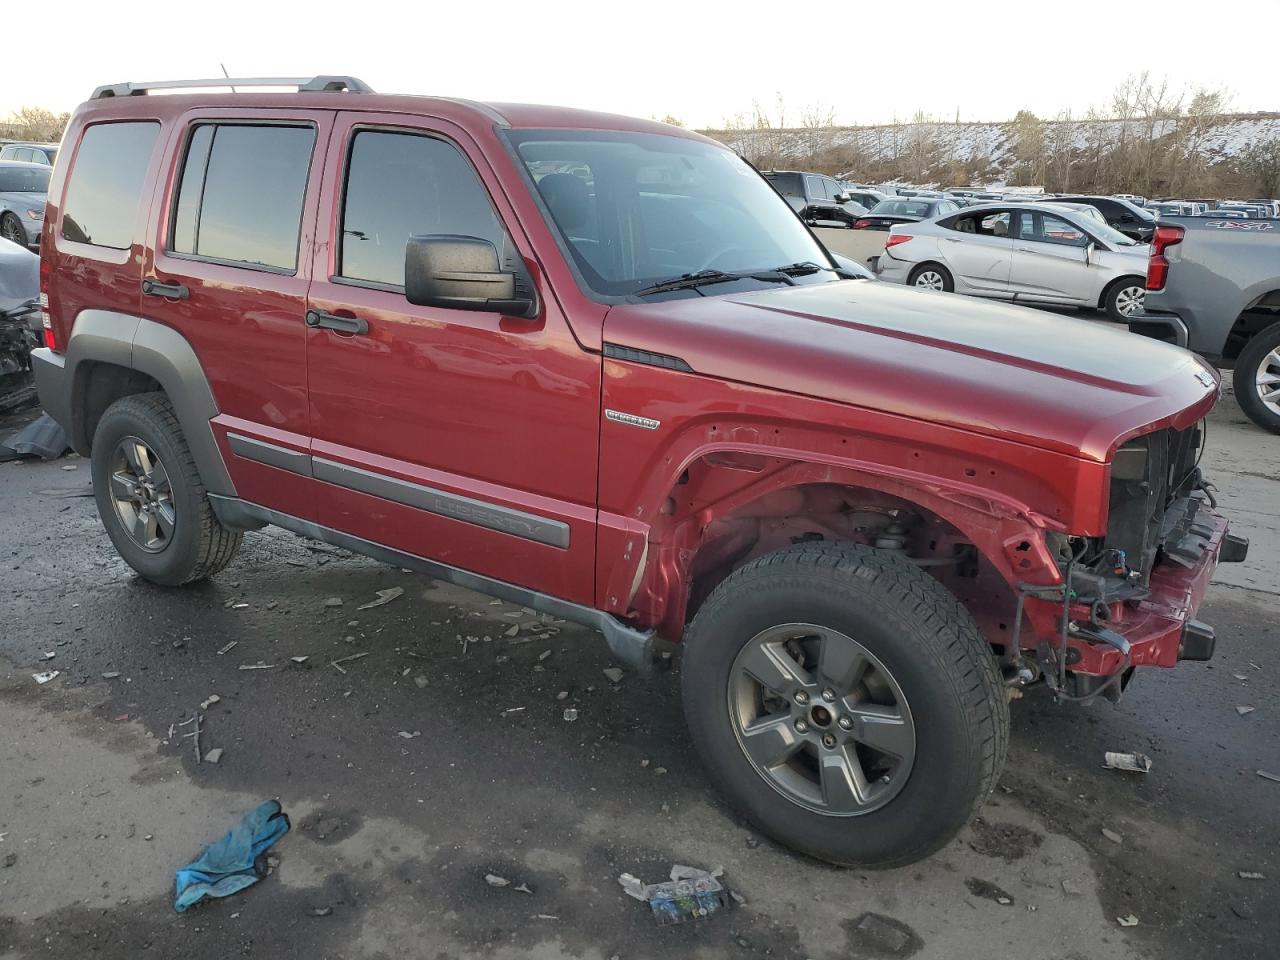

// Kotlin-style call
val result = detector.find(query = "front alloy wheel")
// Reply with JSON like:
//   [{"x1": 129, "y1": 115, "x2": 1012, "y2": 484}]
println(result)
[
  {"x1": 108, "y1": 435, "x2": 176, "y2": 553},
  {"x1": 729, "y1": 623, "x2": 915, "y2": 815}
]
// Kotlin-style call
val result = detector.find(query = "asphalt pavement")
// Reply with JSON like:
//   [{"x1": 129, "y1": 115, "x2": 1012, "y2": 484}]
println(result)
[{"x1": 0, "y1": 384, "x2": 1276, "y2": 960}]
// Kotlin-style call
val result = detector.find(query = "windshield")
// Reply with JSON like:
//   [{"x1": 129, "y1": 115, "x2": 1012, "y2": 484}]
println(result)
[
  {"x1": 869, "y1": 199, "x2": 933, "y2": 218},
  {"x1": 0, "y1": 165, "x2": 50, "y2": 193},
  {"x1": 506, "y1": 130, "x2": 832, "y2": 298}
]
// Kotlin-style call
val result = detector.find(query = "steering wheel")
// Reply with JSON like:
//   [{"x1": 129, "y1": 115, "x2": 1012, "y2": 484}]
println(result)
[{"x1": 695, "y1": 245, "x2": 747, "y2": 273}]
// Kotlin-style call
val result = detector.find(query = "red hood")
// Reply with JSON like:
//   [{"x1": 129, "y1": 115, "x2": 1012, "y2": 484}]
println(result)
[{"x1": 602, "y1": 280, "x2": 1218, "y2": 462}]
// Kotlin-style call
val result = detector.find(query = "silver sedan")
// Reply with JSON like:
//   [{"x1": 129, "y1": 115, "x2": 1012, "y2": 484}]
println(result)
[
  {"x1": 874, "y1": 202, "x2": 1151, "y2": 320},
  {"x1": 0, "y1": 161, "x2": 49, "y2": 251}
]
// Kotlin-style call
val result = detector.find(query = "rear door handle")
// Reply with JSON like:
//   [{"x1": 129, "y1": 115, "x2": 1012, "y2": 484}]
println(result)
[
  {"x1": 944, "y1": 237, "x2": 964, "y2": 243},
  {"x1": 1015, "y1": 246, "x2": 1042, "y2": 255},
  {"x1": 305, "y1": 310, "x2": 369, "y2": 335},
  {"x1": 141, "y1": 279, "x2": 189, "y2": 299}
]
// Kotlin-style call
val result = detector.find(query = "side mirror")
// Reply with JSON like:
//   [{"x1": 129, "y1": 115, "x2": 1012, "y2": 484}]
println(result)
[
  {"x1": 835, "y1": 191, "x2": 851, "y2": 204},
  {"x1": 1085, "y1": 241, "x2": 1096, "y2": 266},
  {"x1": 405, "y1": 235, "x2": 534, "y2": 316}
]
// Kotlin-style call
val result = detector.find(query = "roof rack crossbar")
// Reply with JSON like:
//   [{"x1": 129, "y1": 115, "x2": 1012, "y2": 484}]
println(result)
[{"x1": 90, "y1": 75, "x2": 374, "y2": 100}]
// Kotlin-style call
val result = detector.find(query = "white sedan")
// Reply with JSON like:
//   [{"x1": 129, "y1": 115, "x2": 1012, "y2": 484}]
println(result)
[{"x1": 874, "y1": 202, "x2": 1151, "y2": 320}]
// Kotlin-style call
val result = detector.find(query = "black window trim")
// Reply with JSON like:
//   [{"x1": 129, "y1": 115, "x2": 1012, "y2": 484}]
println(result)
[
  {"x1": 165, "y1": 118, "x2": 319, "y2": 277},
  {"x1": 60, "y1": 118, "x2": 163, "y2": 252},
  {"x1": 329, "y1": 122, "x2": 514, "y2": 295}
]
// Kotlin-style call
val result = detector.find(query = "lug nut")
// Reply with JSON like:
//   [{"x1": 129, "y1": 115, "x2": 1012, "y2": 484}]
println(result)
[
  {"x1": 795, "y1": 719, "x2": 810, "y2": 733},
  {"x1": 794, "y1": 690, "x2": 809, "y2": 705},
  {"x1": 822, "y1": 734, "x2": 837, "y2": 748},
  {"x1": 821, "y1": 688, "x2": 836, "y2": 702},
  {"x1": 838, "y1": 715, "x2": 853, "y2": 730}
]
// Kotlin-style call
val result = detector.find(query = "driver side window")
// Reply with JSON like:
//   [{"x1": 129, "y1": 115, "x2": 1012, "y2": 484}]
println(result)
[
  {"x1": 1020, "y1": 212, "x2": 1088, "y2": 247},
  {"x1": 339, "y1": 129, "x2": 506, "y2": 287}
]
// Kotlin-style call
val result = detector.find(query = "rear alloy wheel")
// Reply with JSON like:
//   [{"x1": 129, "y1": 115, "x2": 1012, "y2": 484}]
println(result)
[
  {"x1": 908, "y1": 263, "x2": 953, "y2": 293},
  {"x1": 108, "y1": 436, "x2": 177, "y2": 553},
  {"x1": 681, "y1": 542, "x2": 1008, "y2": 867},
  {"x1": 1104, "y1": 278, "x2": 1145, "y2": 321},
  {"x1": 1234, "y1": 322, "x2": 1280, "y2": 434},
  {"x1": 91, "y1": 392, "x2": 242, "y2": 585},
  {"x1": 0, "y1": 212, "x2": 26, "y2": 247}
]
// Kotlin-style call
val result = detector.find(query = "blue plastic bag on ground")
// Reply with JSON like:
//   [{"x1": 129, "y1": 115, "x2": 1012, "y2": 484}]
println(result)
[{"x1": 174, "y1": 800, "x2": 291, "y2": 912}]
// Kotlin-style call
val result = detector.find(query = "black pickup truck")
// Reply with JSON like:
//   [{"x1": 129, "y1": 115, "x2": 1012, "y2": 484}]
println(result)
[{"x1": 1132, "y1": 217, "x2": 1280, "y2": 433}]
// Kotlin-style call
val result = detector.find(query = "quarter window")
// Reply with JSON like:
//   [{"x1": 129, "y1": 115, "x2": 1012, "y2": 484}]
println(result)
[
  {"x1": 338, "y1": 130, "x2": 504, "y2": 287},
  {"x1": 171, "y1": 124, "x2": 315, "y2": 271},
  {"x1": 62, "y1": 121, "x2": 160, "y2": 249}
]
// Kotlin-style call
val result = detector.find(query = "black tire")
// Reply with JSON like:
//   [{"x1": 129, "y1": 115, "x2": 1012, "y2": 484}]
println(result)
[
  {"x1": 1102, "y1": 276, "x2": 1146, "y2": 322},
  {"x1": 0, "y1": 212, "x2": 27, "y2": 248},
  {"x1": 1233, "y1": 321, "x2": 1280, "y2": 434},
  {"x1": 91, "y1": 392, "x2": 241, "y2": 585},
  {"x1": 681, "y1": 542, "x2": 1008, "y2": 867},
  {"x1": 908, "y1": 262, "x2": 954, "y2": 293}
]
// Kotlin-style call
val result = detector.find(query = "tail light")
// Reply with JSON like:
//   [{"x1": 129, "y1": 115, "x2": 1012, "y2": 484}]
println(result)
[
  {"x1": 39, "y1": 254, "x2": 57, "y2": 352},
  {"x1": 885, "y1": 234, "x2": 913, "y2": 250},
  {"x1": 854, "y1": 219, "x2": 871, "y2": 229},
  {"x1": 1146, "y1": 224, "x2": 1184, "y2": 291}
]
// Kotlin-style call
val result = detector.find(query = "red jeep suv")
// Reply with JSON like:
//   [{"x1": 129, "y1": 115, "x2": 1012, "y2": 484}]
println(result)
[{"x1": 31, "y1": 76, "x2": 1247, "y2": 867}]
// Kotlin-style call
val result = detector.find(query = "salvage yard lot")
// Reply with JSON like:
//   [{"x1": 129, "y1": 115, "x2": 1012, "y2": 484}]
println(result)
[{"x1": 1, "y1": 385, "x2": 1277, "y2": 960}]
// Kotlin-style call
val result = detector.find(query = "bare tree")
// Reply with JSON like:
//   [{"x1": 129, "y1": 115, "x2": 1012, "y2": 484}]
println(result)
[
  {"x1": 0, "y1": 107, "x2": 70, "y2": 142},
  {"x1": 1242, "y1": 138, "x2": 1280, "y2": 199}
]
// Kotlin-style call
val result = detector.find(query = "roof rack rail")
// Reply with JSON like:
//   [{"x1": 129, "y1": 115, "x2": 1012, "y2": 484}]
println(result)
[{"x1": 89, "y1": 75, "x2": 374, "y2": 100}]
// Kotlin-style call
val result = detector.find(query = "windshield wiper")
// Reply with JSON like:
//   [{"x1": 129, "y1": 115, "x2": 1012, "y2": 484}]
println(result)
[
  {"x1": 768, "y1": 261, "x2": 833, "y2": 277},
  {"x1": 633, "y1": 269, "x2": 794, "y2": 298}
]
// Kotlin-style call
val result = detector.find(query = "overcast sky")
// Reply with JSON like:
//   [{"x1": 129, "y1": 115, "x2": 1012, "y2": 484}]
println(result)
[{"x1": 8, "y1": 0, "x2": 1276, "y2": 128}]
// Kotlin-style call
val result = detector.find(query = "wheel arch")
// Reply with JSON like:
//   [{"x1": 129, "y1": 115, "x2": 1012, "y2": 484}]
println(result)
[
  {"x1": 1098, "y1": 273, "x2": 1146, "y2": 310},
  {"x1": 613, "y1": 448, "x2": 1065, "y2": 644},
  {"x1": 65, "y1": 310, "x2": 235, "y2": 496}
]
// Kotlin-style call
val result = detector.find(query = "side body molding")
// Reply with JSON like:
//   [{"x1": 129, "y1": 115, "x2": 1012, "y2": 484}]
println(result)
[{"x1": 65, "y1": 310, "x2": 236, "y2": 497}]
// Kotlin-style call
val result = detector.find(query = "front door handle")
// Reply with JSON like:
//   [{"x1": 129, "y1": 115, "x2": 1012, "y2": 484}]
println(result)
[
  {"x1": 305, "y1": 310, "x2": 369, "y2": 335},
  {"x1": 1015, "y1": 246, "x2": 1043, "y2": 255},
  {"x1": 141, "y1": 278, "x2": 189, "y2": 299}
]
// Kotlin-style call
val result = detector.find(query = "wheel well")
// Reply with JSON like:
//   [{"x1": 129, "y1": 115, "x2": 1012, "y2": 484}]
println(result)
[
  {"x1": 1098, "y1": 274, "x2": 1145, "y2": 310},
  {"x1": 1224, "y1": 303, "x2": 1280, "y2": 360},
  {"x1": 72, "y1": 361, "x2": 162, "y2": 452},
  {"x1": 681, "y1": 481, "x2": 1017, "y2": 652},
  {"x1": 909, "y1": 261, "x2": 949, "y2": 282}
]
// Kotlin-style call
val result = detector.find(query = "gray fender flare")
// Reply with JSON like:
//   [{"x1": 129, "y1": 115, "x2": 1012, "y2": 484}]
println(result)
[{"x1": 65, "y1": 310, "x2": 236, "y2": 497}]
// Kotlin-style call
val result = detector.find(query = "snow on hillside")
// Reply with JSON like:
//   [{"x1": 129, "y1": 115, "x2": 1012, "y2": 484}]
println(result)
[{"x1": 704, "y1": 114, "x2": 1280, "y2": 170}]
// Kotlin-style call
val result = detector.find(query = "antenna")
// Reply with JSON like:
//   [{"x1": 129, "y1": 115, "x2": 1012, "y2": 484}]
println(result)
[{"x1": 219, "y1": 63, "x2": 237, "y2": 94}]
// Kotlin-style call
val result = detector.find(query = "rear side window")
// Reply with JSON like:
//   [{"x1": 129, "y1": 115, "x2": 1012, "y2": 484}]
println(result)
[
  {"x1": 62, "y1": 122, "x2": 160, "y2": 249},
  {"x1": 171, "y1": 124, "x2": 315, "y2": 272},
  {"x1": 338, "y1": 130, "x2": 504, "y2": 287},
  {"x1": 764, "y1": 172, "x2": 803, "y2": 198}
]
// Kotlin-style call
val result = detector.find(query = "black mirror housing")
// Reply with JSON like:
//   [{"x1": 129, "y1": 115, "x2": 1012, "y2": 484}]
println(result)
[{"x1": 404, "y1": 235, "x2": 534, "y2": 315}]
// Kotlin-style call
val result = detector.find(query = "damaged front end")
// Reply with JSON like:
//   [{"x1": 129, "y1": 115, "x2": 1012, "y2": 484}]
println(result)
[{"x1": 1013, "y1": 420, "x2": 1248, "y2": 703}]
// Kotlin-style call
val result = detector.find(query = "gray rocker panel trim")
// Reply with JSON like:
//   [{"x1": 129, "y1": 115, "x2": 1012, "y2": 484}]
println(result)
[
  {"x1": 64, "y1": 310, "x2": 235, "y2": 497},
  {"x1": 312, "y1": 456, "x2": 571, "y2": 550},
  {"x1": 208, "y1": 496, "x2": 655, "y2": 673}
]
